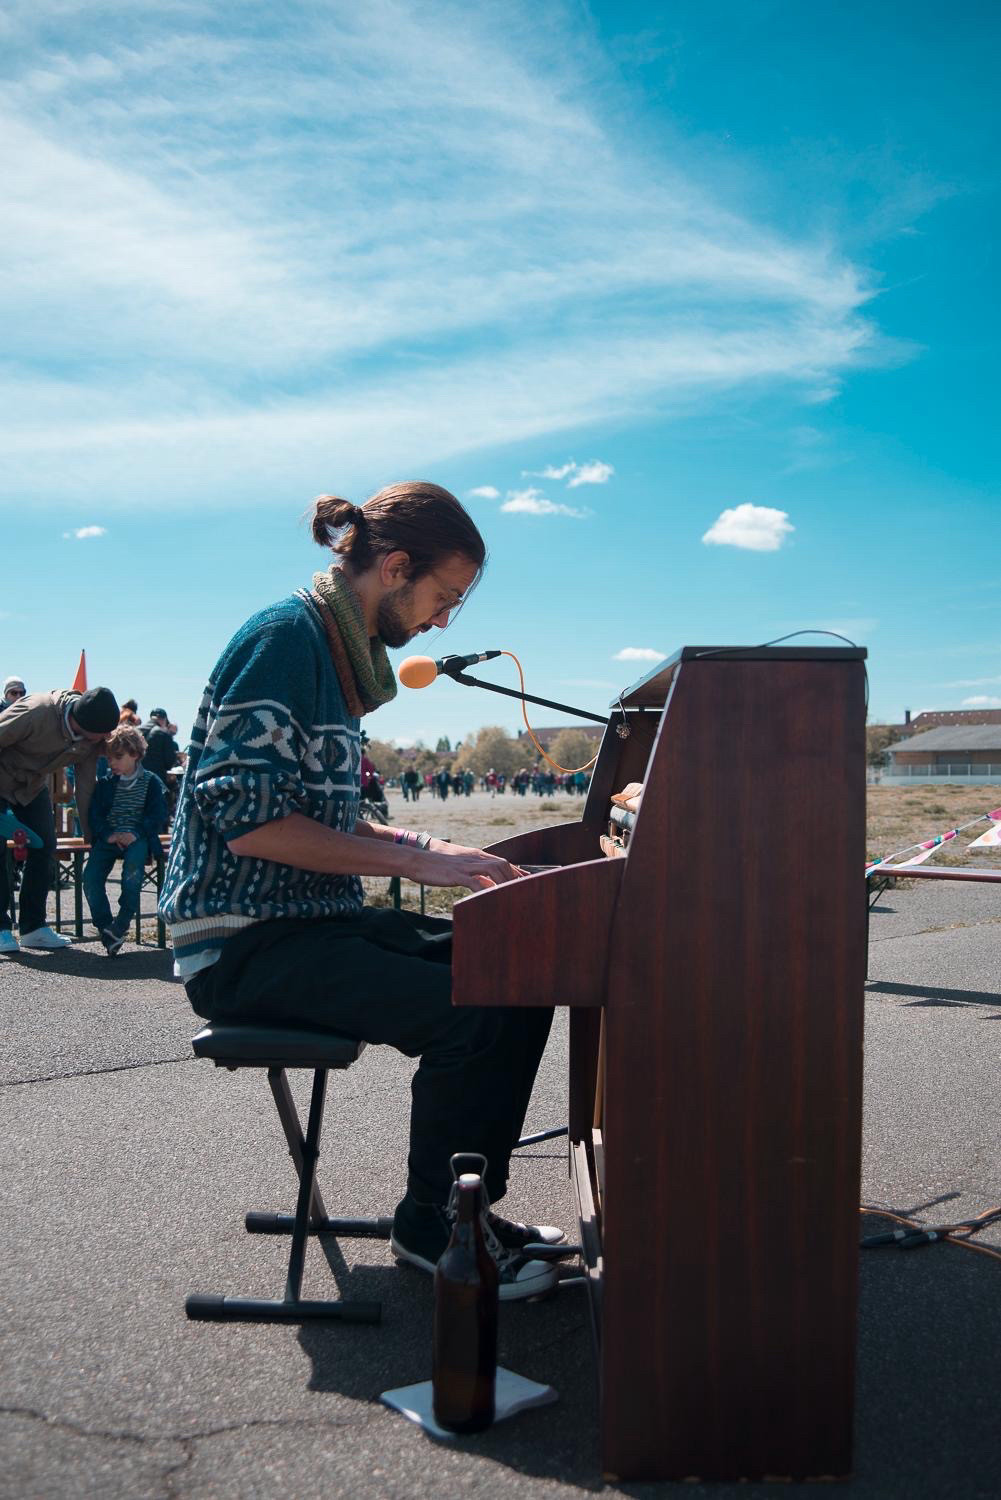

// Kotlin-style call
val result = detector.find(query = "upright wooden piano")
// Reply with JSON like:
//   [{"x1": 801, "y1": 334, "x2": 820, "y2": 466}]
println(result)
[{"x1": 452, "y1": 645, "x2": 867, "y2": 1481}]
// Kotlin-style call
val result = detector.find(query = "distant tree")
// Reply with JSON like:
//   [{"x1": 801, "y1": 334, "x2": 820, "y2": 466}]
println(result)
[
  {"x1": 435, "y1": 735, "x2": 451, "y2": 752},
  {"x1": 546, "y1": 728, "x2": 600, "y2": 772},
  {"x1": 413, "y1": 746, "x2": 439, "y2": 777},
  {"x1": 866, "y1": 724, "x2": 898, "y2": 770},
  {"x1": 365, "y1": 738, "x2": 404, "y2": 779},
  {"x1": 452, "y1": 725, "x2": 522, "y2": 778}
]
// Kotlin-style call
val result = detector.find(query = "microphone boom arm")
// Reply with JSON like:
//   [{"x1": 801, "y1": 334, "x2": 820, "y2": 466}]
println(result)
[{"x1": 449, "y1": 671, "x2": 608, "y2": 726}]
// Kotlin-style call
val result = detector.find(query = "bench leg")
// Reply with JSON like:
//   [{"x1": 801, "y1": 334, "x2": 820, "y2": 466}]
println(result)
[
  {"x1": 186, "y1": 1066, "x2": 386, "y2": 1325},
  {"x1": 74, "y1": 850, "x2": 84, "y2": 938}
]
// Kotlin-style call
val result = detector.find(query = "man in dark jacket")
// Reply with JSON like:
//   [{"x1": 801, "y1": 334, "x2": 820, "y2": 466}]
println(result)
[
  {"x1": 140, "y1": 708, "x2": 181, "y2": 802},
  {"x1": 0, "y1": 686, "x2": 120, "y2": 952}
]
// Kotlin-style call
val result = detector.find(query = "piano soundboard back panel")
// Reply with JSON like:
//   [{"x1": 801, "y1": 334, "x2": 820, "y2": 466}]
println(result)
[{"x1": 452, "y1": 646, "x2": 867, "y2": 1481}]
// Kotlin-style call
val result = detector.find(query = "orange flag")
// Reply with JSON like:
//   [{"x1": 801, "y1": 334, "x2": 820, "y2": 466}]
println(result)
[{"x1": 71, "y1": 650, "x2": 87, "y2": 693}]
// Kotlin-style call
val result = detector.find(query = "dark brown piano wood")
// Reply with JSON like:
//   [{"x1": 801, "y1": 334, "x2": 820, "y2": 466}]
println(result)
[
  {"x1": 451, "y1": 646, "x2": 867, "y2": 1481},
  {"x1": 452, "y1": 859, "x2": 621, "y2": 1008}
]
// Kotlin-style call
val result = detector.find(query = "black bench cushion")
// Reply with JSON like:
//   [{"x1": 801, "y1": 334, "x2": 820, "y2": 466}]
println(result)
[{"x1": 191, "y1": 1024, "x2": 364, "y2": 1069}]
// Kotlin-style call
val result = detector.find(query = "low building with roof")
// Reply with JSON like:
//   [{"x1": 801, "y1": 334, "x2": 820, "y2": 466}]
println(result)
[{"x1": 885, "y1": 725, "x2": 1001, "y2": 783}]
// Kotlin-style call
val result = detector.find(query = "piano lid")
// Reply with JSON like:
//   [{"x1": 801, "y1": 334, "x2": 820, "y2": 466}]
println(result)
[{"x1": 613, "y1": 644, "x2": 868, "y2": 710}]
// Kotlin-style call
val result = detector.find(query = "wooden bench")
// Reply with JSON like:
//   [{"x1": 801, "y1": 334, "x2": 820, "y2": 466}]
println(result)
[{"x1": 52, "y1": 834, "x2": 172, "y2": 947}]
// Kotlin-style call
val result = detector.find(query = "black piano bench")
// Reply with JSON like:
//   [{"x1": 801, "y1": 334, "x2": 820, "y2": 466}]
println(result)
[{"x1": 185, "y1": 1022, "x2": 393, "y2": 1326}]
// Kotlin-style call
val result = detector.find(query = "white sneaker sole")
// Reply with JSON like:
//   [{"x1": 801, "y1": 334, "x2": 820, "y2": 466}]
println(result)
[{"x1": 389, "y1": 1234, "x2": 558, "y2": 1301}]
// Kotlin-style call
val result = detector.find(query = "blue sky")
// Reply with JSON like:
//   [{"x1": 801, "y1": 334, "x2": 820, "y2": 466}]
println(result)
[{"x1": 2, "y1": 0, "x2": 998, "y2": 749}]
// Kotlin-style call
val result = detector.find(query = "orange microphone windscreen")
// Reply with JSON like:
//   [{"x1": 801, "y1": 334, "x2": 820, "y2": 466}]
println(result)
[{"x1": 398, "y1": 655, "x2": 437, "y2": 689}]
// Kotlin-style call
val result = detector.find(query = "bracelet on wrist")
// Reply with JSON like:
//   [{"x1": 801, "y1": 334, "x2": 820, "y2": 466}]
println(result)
[{"x1": 393, "y1": 829, "x2": 429, "y2": 849}]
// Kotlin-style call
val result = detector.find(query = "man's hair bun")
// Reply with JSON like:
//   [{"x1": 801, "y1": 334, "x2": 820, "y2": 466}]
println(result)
[{"x1": 310, "y1": 494, "x2": 361, "y2": 545}]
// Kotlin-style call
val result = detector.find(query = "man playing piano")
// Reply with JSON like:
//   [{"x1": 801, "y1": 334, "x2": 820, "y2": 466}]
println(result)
[{"x1": 161, "y1": 482, "x2": 563, "y2": 1299}]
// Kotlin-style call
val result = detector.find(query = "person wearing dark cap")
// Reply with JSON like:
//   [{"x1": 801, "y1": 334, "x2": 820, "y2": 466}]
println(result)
[
  {"x1": 2, "y1": 676, "x2": 27, "y2": 713},
  {"x1": 0, "y1": 685, "x2": 120, "y2": 952},
  {"x1": 140, "y1": 708, "x2": 182, "y2": 805}
]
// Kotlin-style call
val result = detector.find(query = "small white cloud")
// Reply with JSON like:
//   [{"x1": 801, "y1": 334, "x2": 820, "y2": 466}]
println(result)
[
  {"x1": 949, "y1": 674, "x2": 1001, "y2": 687},
  {"x1": 613, "y1": 647, "x2": 664, "y2": 662},
  {"x1": 501, "y1": 487, "x2": 589, "y2": 518},
  {"x1": 961, "y1": 695, "x2": 1001, "y2": 708},
  {"x1": 531, "y1": 462, "x2": 577, "y2": 480},
  {"x1": 467, "y1": 485, "x2": 500, "y2": 500},
  {"x1": 525, "y1": 459, "x2": 614, "y2": 487},
  {"x1": 62, "y1": 525, "x2": 107, "y2": 539},
  {"x1": 567, "y1": 460, "x2": 614, "y2": 488},
  {"x1": 702, "y1": 503, "x2": 793, "y2": 552}
]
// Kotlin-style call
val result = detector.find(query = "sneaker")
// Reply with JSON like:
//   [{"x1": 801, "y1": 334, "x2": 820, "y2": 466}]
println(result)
[
  {"x1": 390, "y1": 1197, "x2": 558, "y2": 1302},
  {"x1": 0, "y1": 929, "x2": 20, "y2": 955},
  {"x1": 485, "y1": 1210, "x2": 571, "y2": 1254},
  {"x1": 447, "y1": 1153, "x2": 568, "y2": 1252},
  {"x1": 102, "y1": 927, "x2": 127, "y2": 957},
  {"x1": 18, "y1": 925, "x2": 71, "y2": 950}
]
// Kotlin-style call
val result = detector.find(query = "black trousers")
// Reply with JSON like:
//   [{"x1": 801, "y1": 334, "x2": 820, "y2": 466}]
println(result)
[
  {"x1": 0, "y1": 790, "x2": 56, "y2": 934},
  {"x1": 185, "y1": 908, "x2": 554, "y2": 1207}
]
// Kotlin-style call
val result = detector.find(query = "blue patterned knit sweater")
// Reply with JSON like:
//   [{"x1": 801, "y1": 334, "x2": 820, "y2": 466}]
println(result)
[{"x1": 160, "y1": 590, "x2": 363, "y2": 964}]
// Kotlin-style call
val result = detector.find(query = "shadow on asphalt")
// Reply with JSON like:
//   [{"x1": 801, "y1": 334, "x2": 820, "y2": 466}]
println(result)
[
  {"x1": 5, "y1": 946, "x2": 179, "y2": 984},
  {"x1": 866, "y1": 980, "x2": 1001, "y2": 1008},
  {"x1": 272, "y1": 1218, "x2": 1001, "y2": 1494},
  {"x1": 296, "y1": 1251, "x2": 603, "y2": 1484}
]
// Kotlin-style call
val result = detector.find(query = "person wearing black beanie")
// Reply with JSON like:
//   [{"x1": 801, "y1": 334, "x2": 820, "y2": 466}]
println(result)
[
  {"x1": 71, "y1": 687, "x2": 121, "y2": 735},
  {"x1": 0, "y1": 683, "x2": 120, "y2": 952}
]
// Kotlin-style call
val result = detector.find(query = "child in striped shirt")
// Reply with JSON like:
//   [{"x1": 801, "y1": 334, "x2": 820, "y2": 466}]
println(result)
[{"x1": 83, "y1": 725, "x2": 168, "y2": 956}]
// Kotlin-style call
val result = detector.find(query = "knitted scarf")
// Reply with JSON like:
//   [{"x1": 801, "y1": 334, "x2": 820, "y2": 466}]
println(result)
[{"x1": 310, "y1": 565, "x2": 398, "y2": 717}]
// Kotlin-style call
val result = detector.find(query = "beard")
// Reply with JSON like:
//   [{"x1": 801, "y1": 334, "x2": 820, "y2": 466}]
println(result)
[{"x1": 376, "y1": 584, "x2": 419, "y2": 648}]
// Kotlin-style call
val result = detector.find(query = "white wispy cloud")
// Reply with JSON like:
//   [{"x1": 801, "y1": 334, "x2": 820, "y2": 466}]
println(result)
[
  {"x1": 613, "y1": 647, "x2": 664, "y2": 662},
  {"x1": 568, "y1": 461, "x2": 614, "y2": 488},
  {"x1": 530, "y1": 463, "x2": 577, "y2": 481},
  {"x1": 527, "y1": 459, "x2": 614, "y2": 487},
  {"x1": 702, "y1": 503, "x2": 794, "y2": 552},
  {"x1": 500, "y1": 487, "x2": 590, "y2": 518},
  {"x1": 62, "y1": 524, "x2": 107, "y2": 539},
  {"x1": 961, "y1": 695, "x2": 1001, "y2": 708},
  {"x1": 0, "y1": 0, "x2": 882, "y2": 511},
  {"x1": 947, "y1": 674, "x2": 1001, "y2": 687},
  {"x1": 467, "y1": 486, "x2": 500, "y2": 500}
]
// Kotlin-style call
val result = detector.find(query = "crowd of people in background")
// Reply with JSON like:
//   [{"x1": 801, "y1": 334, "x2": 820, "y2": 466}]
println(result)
[
  {"x1": 1, "y1": 670, "x2": 588, "y2": 958},
  {"x1": 396, "y1": 765, "x2": 589, "y2": 799}
]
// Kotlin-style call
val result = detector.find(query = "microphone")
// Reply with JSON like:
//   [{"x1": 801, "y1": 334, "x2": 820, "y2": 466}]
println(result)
[{"x1": 399, "y1": 650, "x2": 502, "y2": 689}]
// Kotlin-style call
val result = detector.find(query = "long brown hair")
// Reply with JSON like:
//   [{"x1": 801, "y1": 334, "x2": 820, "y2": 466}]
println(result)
[{"x1": 309, "y1": 482, "x2": 486, "y2": 583}]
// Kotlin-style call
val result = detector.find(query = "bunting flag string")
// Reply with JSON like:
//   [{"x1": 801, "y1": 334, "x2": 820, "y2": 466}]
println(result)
[
  {"x1": 966, "y1": 822, "x2": 1001, "y2": 850},
  {"x1": 866, "y1": 807, "x2": 1001, "y2": 875}
]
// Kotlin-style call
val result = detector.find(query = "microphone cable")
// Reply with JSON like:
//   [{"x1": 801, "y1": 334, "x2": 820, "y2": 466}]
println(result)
[{"x1": 498, "y1": 650, "x2": 601, "y2": 775}]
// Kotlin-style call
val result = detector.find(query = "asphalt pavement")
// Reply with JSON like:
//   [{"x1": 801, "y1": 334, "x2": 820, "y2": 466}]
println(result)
[{"x1": 1, "y1": 879, "x2": 999, "y2": 1499}]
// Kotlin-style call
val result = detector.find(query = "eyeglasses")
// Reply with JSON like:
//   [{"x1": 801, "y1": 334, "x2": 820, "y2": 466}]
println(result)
[{"x1": 428, "y1": 570, "x2": 466, "y2": 612}]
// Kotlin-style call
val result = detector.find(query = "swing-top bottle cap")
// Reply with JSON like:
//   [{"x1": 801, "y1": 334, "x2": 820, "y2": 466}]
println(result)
[{"x1": 458, "y1": 1173, "x2": 482, "y2": 1188}]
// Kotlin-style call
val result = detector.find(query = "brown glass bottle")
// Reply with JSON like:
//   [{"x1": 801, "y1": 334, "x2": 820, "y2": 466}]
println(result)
[{"x1": 432, "y1": 1173, "x2": 498, "y2": 1433}]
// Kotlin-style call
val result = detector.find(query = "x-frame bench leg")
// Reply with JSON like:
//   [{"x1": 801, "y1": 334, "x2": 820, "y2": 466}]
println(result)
[{"x1": 186, "y1": 1064, "x2": 390, "y2": 1325}]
